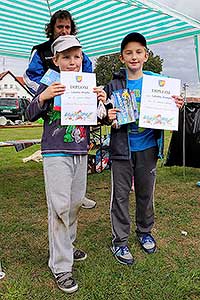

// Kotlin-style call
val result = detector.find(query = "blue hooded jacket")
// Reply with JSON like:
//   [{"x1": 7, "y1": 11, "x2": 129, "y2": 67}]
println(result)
[
  {"x1": 103, "y1": 69, "x2": 164, "y2": 160},
  {"x1": 23, "y1": 39, "x2": 92, "y2": 94}
]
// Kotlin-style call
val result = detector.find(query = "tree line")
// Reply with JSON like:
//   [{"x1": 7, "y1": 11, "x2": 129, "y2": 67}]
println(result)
[{"x1": 94, "y1": 51, "x2": 163, "y2": 86}]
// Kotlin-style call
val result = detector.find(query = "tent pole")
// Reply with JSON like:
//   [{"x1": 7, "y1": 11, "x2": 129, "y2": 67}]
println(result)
[
  {"x1": 182, "y1": 83, "x2": 188, "y2": 179},
  {"x1": 46, "y1": 0, "x2": 52, "y2": 16}
]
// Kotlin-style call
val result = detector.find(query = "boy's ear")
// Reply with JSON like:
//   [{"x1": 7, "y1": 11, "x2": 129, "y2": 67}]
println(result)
[
  {"x1": 53, "y1": 56, "x2": 59, "y2": 67},
  {"x1": 144, "y1": 51, "x2": 149, "y2": 62}
]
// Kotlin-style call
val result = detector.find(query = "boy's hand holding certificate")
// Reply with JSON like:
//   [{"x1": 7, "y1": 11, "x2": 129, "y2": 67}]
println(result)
[
  {"x1": 40, "y1": 69, "x2": 61, "y2": 111},
  {"x1": 139, "y1": 74, "x2": 181, "y2": 131}
]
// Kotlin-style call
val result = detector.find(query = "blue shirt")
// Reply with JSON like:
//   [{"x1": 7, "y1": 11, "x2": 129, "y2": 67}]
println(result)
[{"x1": 127, "y1": 77, "x2": 157, "y2": 152}]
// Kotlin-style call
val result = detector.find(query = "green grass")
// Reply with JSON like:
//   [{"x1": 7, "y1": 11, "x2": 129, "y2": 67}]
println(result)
[{"x1": 0, "y1": 128, "x2": 200, "y2": 300}]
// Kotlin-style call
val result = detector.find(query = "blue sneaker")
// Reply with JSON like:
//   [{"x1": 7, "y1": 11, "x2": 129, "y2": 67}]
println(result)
[
  {"x1": 137, "y1": 233, "x2": 157, "y2": 254},
  {"x1": 111, "y1": 245, "x2": 134, "y2": 265}
]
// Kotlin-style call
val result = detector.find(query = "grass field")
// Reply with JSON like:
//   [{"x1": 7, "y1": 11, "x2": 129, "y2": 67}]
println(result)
[{"x1": 0, "y1": 127, "x2": 199, "y2": 300}]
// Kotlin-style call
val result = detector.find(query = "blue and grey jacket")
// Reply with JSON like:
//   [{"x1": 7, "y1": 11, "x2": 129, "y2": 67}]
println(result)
[
  {"x1": 103, "y1": 69, "x2": 164, "y2": 160},
  {"x1": 26, "y1": 83, "x2": 89, "y2": 155},
  {"x1": 23, "y1": 39, "x2": 92, "y2": 94}
]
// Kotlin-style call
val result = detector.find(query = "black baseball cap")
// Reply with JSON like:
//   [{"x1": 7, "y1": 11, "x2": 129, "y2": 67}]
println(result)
[{"x1": 121, "y1": 32, "x2": 147, "y2": 53}]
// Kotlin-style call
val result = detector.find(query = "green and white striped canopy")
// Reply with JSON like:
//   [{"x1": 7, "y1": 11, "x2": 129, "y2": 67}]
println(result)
[{"x1": 1, "y1": 0, "x2": 200, "y2": 62}]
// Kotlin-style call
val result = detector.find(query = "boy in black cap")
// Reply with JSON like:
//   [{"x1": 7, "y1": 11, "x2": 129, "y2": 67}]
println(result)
[{"x1": 103, "y1": 32, "x2": 183, "y2": 265}]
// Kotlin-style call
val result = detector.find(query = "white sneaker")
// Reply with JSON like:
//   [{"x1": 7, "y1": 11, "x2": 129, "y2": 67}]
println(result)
[
  {"x1": 111, "y1": 245, "x2": 134, "y2": 265},
  {"x1": 81, "y1": 197, "x2": 96, "y2": 209}
]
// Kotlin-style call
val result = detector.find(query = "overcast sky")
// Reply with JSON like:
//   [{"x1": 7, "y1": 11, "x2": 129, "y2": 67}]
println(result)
[
  {"x1": 0, "y1": 0, "x2": 200, "y2": 95},
  {"x1": 150, "y1": 0, "x2": 200, "y2": 92}
]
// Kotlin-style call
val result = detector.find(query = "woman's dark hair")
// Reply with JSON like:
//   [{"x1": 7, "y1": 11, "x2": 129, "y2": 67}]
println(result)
[{"x1": 45, "y1": 10, "x2": 77, "y2": 38}]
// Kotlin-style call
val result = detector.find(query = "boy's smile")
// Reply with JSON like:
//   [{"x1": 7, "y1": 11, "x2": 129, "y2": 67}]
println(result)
[
  {"x1": 120, "y1": 41, "x2": 148, "y2": 78},
  {"x1": 53, "y1": 47, "x2": 83, "y2": 72}
]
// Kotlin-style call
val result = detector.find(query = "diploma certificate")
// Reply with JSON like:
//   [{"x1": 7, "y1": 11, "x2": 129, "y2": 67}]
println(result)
[
  {"x1": 139, "y1": 75, "x2": 181, "y2": 131},
  {"x1": 60, "y1": 72, "x2": 97, "y2": 125}
]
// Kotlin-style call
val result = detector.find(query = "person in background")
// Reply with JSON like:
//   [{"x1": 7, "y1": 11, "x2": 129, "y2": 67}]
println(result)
[
  {"x1": 103, "y1": 32, "x2": 184, "y2": 265},
  {"x1": 26, "y1": 35, "x2": 106, "y2": 293},
  {"x1": 24, "y1": 9, "x2": 96, "y2": 209}
]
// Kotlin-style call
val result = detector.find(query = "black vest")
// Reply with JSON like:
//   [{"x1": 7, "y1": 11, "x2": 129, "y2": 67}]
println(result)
[{"x1": 32, "y1": 39, "x2": 59, "y2": 73}]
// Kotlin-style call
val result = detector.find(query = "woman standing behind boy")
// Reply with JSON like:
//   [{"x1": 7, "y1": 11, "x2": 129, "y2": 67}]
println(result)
[{"x1": 24, "y1": 9, "x2": 96, "y2": 210}]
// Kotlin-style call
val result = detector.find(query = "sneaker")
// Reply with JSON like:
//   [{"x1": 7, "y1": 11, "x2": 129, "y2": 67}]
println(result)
[
  {"x1": 73, "y1": 249, "x2": 87, "y2": 261},
  {"x1": 137, "y1": 233, "x2": 157, "y2": 254},
  {"x1": 81, "y1": 197, "x2": 96, "y2": 209},
  {"x1": 111, "y1": 245, "x2": 134, "y2": 265},
  {"x1": 55, "y1": 272, "x2": 78, "y2": 294}
]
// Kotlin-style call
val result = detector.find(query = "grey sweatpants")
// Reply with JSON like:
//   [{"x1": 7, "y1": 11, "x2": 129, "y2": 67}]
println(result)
[
  {"x1": 43, "y1": 155, "x2": 87, "y2": 274},
  {"x1": 110, "y1": 147, "x2": 158, "y2": 247}
]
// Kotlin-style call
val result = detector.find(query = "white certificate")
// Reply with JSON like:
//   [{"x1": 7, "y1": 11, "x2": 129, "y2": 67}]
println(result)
[
  {"x1": 139, "y1": 74, "x2": 181, "y2": 131},
  {"x1": 60, "y1": 71, "x2": 97, "y2": 125}
]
